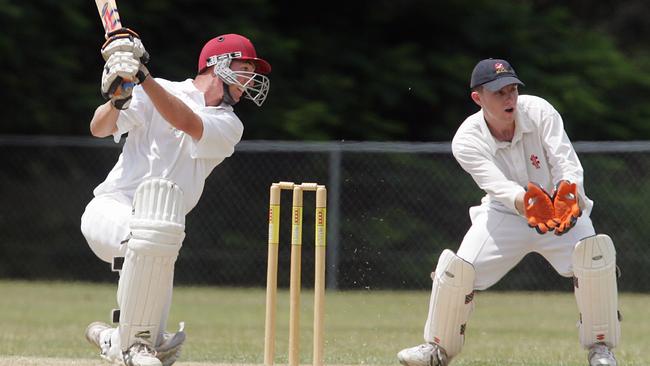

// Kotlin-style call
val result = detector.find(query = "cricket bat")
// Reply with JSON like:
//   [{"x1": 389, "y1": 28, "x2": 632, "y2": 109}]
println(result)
[
  {"x1": 94, "y1": 0, "x2": 138, "y2": 96},
  {"x1": 95, "y1": 0, "x2": 123, "y2": 37}
]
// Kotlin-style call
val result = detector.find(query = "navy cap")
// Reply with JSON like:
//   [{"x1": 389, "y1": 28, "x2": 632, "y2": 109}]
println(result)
[{"x1": 470, "y1": 58, "x2": 524, "y2": 91}]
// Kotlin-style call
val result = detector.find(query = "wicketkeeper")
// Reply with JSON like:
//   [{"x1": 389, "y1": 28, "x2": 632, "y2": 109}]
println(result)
[
  {"x1": 80, "y1": 31, "x2": 271, "y2": 366},
  {"x1": 397, "y1": 58, "x2": 620, "y2": 366}
]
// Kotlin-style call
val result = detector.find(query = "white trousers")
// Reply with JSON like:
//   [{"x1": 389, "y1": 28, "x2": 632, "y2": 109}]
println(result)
[
  {"x1": 80, "y1": 193, "x2": 173, "y2": 345},
  {"x1": 456, "y1": 205, "x2": 595, "y2": 290},
  {"x1": 80, "y1": 194, "x2": 132, "y2": 263}
]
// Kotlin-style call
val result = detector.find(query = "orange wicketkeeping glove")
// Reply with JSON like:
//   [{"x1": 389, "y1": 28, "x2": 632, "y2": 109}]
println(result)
[
  {"x1": 523, "y1": 182, "x2": 557, "y2": 234},
  {"x1": 552, "y1": 180, "x2": 581, "y2": 236}
]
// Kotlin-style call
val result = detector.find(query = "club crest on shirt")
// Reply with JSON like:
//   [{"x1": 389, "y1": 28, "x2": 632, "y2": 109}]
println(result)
[{"x1": 530, "y1": 154, "x2": 541, "y2": 169}]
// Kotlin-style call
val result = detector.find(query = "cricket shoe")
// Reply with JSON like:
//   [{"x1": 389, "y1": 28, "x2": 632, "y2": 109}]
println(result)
[
  {"x1": 588, "y1": 343, "x2": 617, "y2": 366},
  {"x1": 85, "y1": 321, "x2": 111, "y2": 350},
  {"x1": 85, "y1": 321, "x2": 122, "y2": 363},
  {"x1": 123, "y1": 342, "x2": 162, "y2": 366},
  {"x1": 397, "y1": 343, "x2": 448, "y2": 366},
  {"x1": 155, "y1": 322, "x2": 186, "y2": 366}
]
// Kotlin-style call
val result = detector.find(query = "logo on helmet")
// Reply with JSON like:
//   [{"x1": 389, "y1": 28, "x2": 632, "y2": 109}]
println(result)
[{"x1": 206, "y1": 52, "x2": 243, "y2": 68}]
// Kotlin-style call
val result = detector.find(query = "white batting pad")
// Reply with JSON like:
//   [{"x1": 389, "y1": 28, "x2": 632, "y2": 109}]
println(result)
[
  {"x1": 573, "y1": 234, "x2": 620, "y2": 348},
  {"x1": 117, "y1": 178, "x2": 185, "y2": 351},
  {"x1": 423, "y1": 249, "x2": 476, "y2": 359}
]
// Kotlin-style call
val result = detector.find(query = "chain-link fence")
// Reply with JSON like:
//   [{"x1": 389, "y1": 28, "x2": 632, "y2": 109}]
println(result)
[{"x1": 1, "y1": 136, "x2": 649, "y2": 292}]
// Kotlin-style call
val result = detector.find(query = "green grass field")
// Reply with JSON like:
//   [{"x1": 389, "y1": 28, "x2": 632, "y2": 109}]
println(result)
[{"x1": 0, "y1": 280, "x2": 646, "y2": 365}]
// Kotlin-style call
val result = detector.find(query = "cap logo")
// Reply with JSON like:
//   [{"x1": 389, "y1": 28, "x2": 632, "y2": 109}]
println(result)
[{"x1": 494, "y1": 62, "x2": 508, "y2": 74}]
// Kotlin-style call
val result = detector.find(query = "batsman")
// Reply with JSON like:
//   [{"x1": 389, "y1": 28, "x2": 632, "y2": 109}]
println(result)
[
  {"x1": 398, "y1": 59, "x2": 621, "y2": 366},
  {"x1": 80, "y1": 28, "x2": 271, "y2": 366}
]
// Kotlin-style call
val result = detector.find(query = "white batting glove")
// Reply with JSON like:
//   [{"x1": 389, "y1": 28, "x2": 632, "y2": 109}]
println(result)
[
  {"x1": 101, "y1": 28, "x2": 150, "y2": 64},
  {"x1": 101, "y1": 51, "x2": 141, "y2": 109},
  {"x1": 101, "y1": 51, "x2": 140, "y2": 96}
]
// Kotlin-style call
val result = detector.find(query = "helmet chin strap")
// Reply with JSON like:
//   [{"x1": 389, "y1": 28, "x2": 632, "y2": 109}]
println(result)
[
  {"x1": 221, "y1": 81, "x2": 235, "y2": 105},
  {"x1": 212, "y1": 59, "x2": 236, "y2": 106}
]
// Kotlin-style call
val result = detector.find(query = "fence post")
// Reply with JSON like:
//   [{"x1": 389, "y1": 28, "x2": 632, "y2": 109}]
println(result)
[{"x1": 327, "y1": 147, "x2": 341, "y2": 290}]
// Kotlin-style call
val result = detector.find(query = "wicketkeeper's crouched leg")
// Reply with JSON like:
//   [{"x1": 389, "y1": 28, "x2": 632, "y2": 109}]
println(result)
[
  {"x1": 398, "y1": 249, "x2": 475, "y2": 366},
  {"x1": 572, "y1": 234, "x2": 621, "y2": 349},
  {"x1": 424, "y1": 249, "x2": 476, "y2": 360}
]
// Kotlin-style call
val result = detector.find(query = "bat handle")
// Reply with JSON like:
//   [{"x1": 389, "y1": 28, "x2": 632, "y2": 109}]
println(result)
[
  {"x1": 108, "y1": 76, "x2": 135, "y2": 97},
  {"x1": 121, "y1": 80, "x2": 136, "y2": 91}
]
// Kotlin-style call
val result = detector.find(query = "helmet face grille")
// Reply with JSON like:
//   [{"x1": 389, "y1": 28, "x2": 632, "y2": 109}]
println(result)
[
  {"x1": 213, "y1": 58, "x2": 270, "y2": 106},
  {"x1": 239, "y1": 71, "x2": 270, "y2": 106}
]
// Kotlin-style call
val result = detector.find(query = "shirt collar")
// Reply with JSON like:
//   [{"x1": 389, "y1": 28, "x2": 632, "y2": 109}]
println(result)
[
  {"x1": 512, "y1": 107, "x2": 533, "y2": 143},
  {"x1": 477, "y1": 111, "x2": 499, "y2": 154},
  {"x1": 479, "y1": 107, "x2": 534, "y2": 153},
  {"x1": 181, "y1": 79, "x2": 234, "y2": 111}
]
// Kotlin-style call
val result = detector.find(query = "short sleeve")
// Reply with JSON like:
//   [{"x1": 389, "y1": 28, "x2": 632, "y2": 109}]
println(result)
[{"x1": 190, "y1": 107, "x2": 244, "y2": 159}]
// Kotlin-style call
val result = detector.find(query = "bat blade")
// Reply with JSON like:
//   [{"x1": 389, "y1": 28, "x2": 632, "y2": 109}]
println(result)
[
  {"x1": 94, "y1": 0, "x2": 136, "y2": 96},
  {"x1": 95, "y1": 0, "x2": 122, "y2": 36}
]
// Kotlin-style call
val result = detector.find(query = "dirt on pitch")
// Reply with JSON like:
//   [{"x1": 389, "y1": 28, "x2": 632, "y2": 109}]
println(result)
[
  {"x1": 0, "y1": 357, "x2": 261, "y2": 366},
  {"x1": 0, "y1": 358, "x2": 353, "y2": 366}
]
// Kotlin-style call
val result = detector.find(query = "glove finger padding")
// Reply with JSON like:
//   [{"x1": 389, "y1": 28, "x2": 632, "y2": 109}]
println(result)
[
  {"x1": 552, "y1": 180, "x2": 581, "y2": 236},
  {"x1": 524, "y1": 182, "x2": 556, "y2": 234},
  {"x1": 101, "y1": 51, "x2": 141, "y2": 99},
  {"x1": 101, "y1": 28, "x2": 150, "y2": 64}
]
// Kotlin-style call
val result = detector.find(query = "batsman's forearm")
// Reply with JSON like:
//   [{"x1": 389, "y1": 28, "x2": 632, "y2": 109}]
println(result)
[
  {"x1": 141, "y1": 77, "x2": 204, "y2": 140},
  {"x1": 90, "y1": 101, "x2": 120, "y2": 137}
]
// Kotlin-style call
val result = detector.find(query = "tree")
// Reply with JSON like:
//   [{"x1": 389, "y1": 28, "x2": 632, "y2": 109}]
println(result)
[{"x1": 3, "y1": 0, "x2": 650, "y2": 140}]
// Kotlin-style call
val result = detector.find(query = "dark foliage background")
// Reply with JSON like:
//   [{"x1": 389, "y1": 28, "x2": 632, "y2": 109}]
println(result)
[{"x1": 3, "y1": 0, "x2": 650, "y2": 140}]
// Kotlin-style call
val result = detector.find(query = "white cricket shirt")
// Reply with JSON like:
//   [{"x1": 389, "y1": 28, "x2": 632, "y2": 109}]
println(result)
[
  {"x1": 93, "y1": 78, "x2": 244, "y2": 214},
  {"x1": 451, "y1": 95, "x2": 592, "y2": 216}
]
